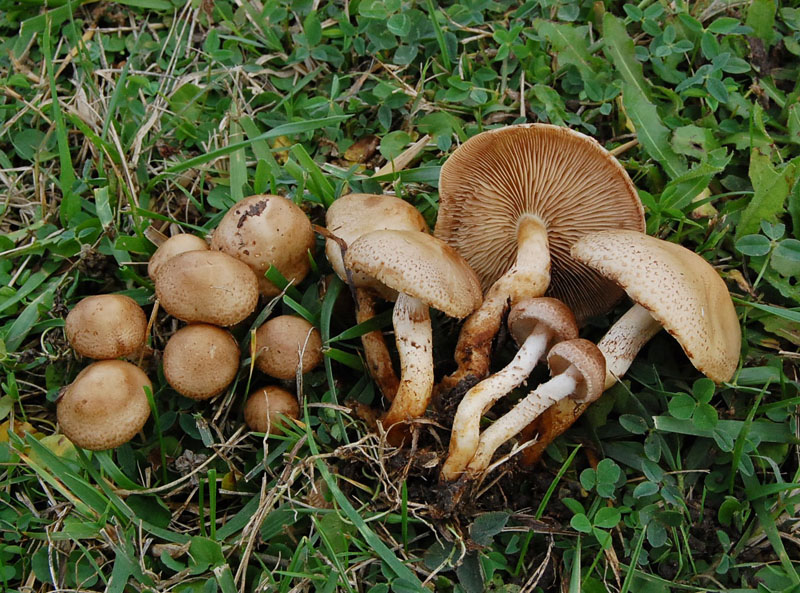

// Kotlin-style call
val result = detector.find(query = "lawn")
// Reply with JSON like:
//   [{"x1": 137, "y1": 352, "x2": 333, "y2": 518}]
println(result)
[{"x1": 1, "y1": 0, "x2": 800, "y2": 592}]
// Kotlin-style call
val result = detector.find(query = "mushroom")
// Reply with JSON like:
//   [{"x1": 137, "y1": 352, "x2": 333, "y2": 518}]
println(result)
[
  {"x1": 521, "y1": 230, "x2": 741, "y2": 464},
  {"x1": 163, "y1": 324, "x2": 240, "y2": 400},
  {"x1": 325, "y1": 193, "x2": 428, "y2": 400},
  {"x1": 254, "y1": 315, "x2": 323, "y2": 380},
  {"x1": 148, "y1": 233, "x2": 209, "y2": 280},
  {"x1": 65, "y1": 294, "x2": 148, "y2": 359},
  {"x1": 440, "y1": 297, "x2": 578, "y2": 481},
  {"x1": 57, "y1": 360, "x2": 152, "y2": 450},
  {"x1": 211, "y1": 194, "x2": 315, "y2": 296},
  {"x1": 244, "y1": 386, "x2": 300, "y2": 434},
  {"x1": 434, "y1": 124, "x2": 644, "y2": 399},
  {"x1": 344, "y1": 229, "x2": 482, "y2": 442},
  {"x1": 155, "y1": 250, "x2": 259, "y2": 326},
  {"x1": 465, "y1": 339, "x2": 605, "y2": 476}
]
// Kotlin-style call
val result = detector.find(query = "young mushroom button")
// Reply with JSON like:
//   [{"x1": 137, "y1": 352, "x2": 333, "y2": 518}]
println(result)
[
  {"x1": 521, "y1": 230, "x2": 741, "y2": 464},
  {"x1": 344, "y1": 229, "x2": 482, "y2": 444},
  {"x1": 254, "y1": 315, "x2": 323, "y2": 380},
  {"x1": 65, "y1": 294, "x2": 148, "y2": 360},
  {"x1": 465, "y1": 339, "x2": 605, "y2": 476},
  {"x1": 434, "y1": 124, "x2": 644, "y2": 399},
  {"x1": 163, "y1": 324, "x2": 240, "y2": 400},
  {"x1": 441, "y1": 298, "x2": 578, "y2": 481}
]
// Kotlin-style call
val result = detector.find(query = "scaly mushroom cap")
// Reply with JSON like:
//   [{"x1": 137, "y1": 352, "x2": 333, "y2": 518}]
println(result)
[
  {"x1": 325, "y1": 193, "x2": 428, "y2": 300},
  {"x1": 211, "y1": 195, "x2": 315, "y2": 297},
  {"x1": 571, "y1": 230, "x2": 740, "y2": 382},
  {"x1": 435, "y1": 123, "x2": 644, "y2": 322},
  {"x1": 148, "y1": 234, "x2": 209, "y2": 280},
  {"x1": 255, "y1": 315, "x2": 323, "y2": 380},
  {"x1": 65, "y1": 295, "x2": 148, "y2": 359},
  {"x1": 163, "y1": 324, "x2": 240, "y2": 400},
  {"x1": 546, "y1": 339, "x2": 606, "y2": 403},
  {"x1": 344, "y1": 229, "x2": 482, "y2": 318},
  {"x1": 244, "y1": 386, "x2": 300, "y2": 434},
  {"x1": 57, "y1": 360, "x2": 152, "y2": 450},
  {"x1": 155, "y1": 250, "x2": 259, "y2": 326},
  {"x1": 508, "y1": 297, "x2": 579, "y2": 347}
]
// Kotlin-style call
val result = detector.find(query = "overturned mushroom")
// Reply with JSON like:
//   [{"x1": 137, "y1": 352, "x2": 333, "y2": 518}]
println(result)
[
  {"x1": 441, "y1": 298, "x2": 577, "y2": 480},
  {"x1": 521, "y1": 230, "x2": 741, "y2": 464},
  {"x1": 434, "y1": 124, "x2": 644, "y2": 400},
  {"x1": 344, "y1": 229, "x2": 482, "y2": 443},
  {"x1": 211, "y1": 194, "x2": 314, "y2": 297},
  {"x1": 465, "y1": 339, "x2": 605, "y2": 476},
  {"x1": 325, "y1": 194, "x2": 428, "y2": 400}
]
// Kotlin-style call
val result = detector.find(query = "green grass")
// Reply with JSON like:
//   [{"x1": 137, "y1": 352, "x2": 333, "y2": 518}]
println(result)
[{"x1": 1, "y1": 0, "x2": 800, "y2": 592}]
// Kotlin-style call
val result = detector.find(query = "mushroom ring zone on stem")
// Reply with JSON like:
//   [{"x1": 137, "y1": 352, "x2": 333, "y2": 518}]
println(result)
[
  {"x1": 520, "y1": 230, "x2": 741, "y2": 465},
  {"x1": 440, "y1": 297, "x2": 578, "y2": 481},
  {"x1": 434, "y1": 123, "x2": 644, "y2": 398},
  {"x1": 324, "y1": 193, "x2": 428, "y2": 400},
  {"x1": 344, "y1": 229, "x2": 483, "y2": 444},
  {"x1": 464, "y1": 338, "x2": 605, "y2": 476}
]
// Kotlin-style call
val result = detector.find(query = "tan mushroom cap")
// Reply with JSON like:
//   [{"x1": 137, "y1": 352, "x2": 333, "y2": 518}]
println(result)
[
  {"x1": 344, "y1": 229, "x2": 482, "y2": 318},
  {"x1": 148, "y1": 234, "x2": 209, "y2": 280},
  {"x1": 57, "y1": 360, "x2": 152, "y2": 450},
  {"x1": 244, "y1": 386, "x2": 300, "y2": 434},
  {"x1": 325, "y1": 194, "x2": 428, "y2": 299},
  {"x1": 571, "y1": 230, "x2": 740, "y2": 382},
  {"x1": 508, "y1": 297, "x2": 578, "y2": 347},
  {"x1": 65, "y1": 294, "x2": 148, "y2": 359},
  {"x1": 211, "y1": 195, "x2": 315, "y2": 297},
  {"x1": 546, "y1": 339, "x2": 606, "y2": 403},
  {"x1": 155, "y1": 250, "x2": 259, "y2": 326},
  {"x1": 435, "y1": 123, "x2": 645, "y2": 322},
  {"x1": 255, "y1": 315, "x2": 323, "y2": 380},
  {"x1": 163, "y1": 324, "x2": 240, "y2": 400}
]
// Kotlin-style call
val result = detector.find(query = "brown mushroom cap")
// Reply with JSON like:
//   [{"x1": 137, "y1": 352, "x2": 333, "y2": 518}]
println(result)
[
  {"x1": 148, "y1": 234, "x2": 209, "y2": 280},
  {"x1": 508, "y1": 297, "x2": 579, "y2": 347},
  {"x1": 546, "y1": 339, "x2": 606, "y2": 403},
  {"x1": 325, "y1": 193, "x2": 428, "y2": 299},
  {"x1": 344, "y1": 229, "x2": 482, "y2": 318},
  {"x1": 211, "y1": 195, "x2": 315, "y2": 297},
  {"x1": 163, "y1": 324, "x2": 240, "y2": 400},
  {"x1": 244, "y1": 386, "x2": 300, "y2": 434},
  {"x1": 155, "y1": 250, "x2": 259, "y2": 326},
  {"x1": 435, "y1": 123, "x2": 645, "y2": 322},
  {"x1": 571, "y1": 230, "x2": 740, "y2": 382},
  {"x1": 255, "y1": 315, "x2": 323, "y2": 380},
  {"x1": 65, "y1": 294, "x2": 148, "y2": 359},
  {"x1": 57, "y1": 360, "x2": 152, "y2": 450}
]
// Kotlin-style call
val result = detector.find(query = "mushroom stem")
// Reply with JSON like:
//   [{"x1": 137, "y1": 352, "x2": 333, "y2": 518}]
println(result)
[
  {"x1": 355, "y1": 288, "x2": 400, "y2": 401},
  {"x1": 466, "y1": 368, "x2": 580, "y2": 475},
  {"x1": 519, "y1": 304, "x2": 663, "y2": 465},
  {"x1": 437, "y1": 216, "x2": 551, "y2": 396},
  {"x1": 381, "y1": 293, "x2": 434, "y2": 444},
  {"x1": 597, "y1": 303, "x2": 663, "y2": 389},
  {"x1": 441, "y1": 325, "x2": 551, "y2": 481}
]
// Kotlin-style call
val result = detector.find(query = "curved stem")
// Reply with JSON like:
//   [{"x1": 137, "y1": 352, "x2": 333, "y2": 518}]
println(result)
[
  {"x1": 441, "y1": 326, "x2": 551, "y2": 481},
  {"x1": 355, "y1": 288, "x2": 400, "y2": 401},
  {"x1": 520, "y1": 304, "x2": 663, "y2": 465},
  {"x1": 381, "y1": 293, "x2": 433, "y2": 444},
  {"x1": 436, "y1": 216, "x2": 552, "y2": 397},
  {"x1": 466, "y1": 368, "x2": 579, "y2": 475}
]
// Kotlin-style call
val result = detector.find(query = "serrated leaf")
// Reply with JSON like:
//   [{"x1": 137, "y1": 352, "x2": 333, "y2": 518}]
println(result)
[
  {"x1": 469, "y1": 512, "x2": 510, "y2": 546},
  {"x1": 603, "y1": 14, "x2": 651, "y2": 100},
  {"x1": 736, "y1": 147, "x2": 797, "y2": 239},
  {"x1": 537, "y1": 21, "x2": 604, "y2": 83}
]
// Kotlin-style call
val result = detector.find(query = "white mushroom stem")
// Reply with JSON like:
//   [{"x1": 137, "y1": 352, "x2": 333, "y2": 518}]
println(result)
[
  {"x1": 381, "y1": 293, "x2": 433, "y2": 443},
  {"x1": 597, "y1": 303, "x2": 663, "y2": 389},
  {"x1": 466, "y1": 367, "x2": 581, "y2": 475},
  {"x1": 355, "y1": 288, "x2": 400, "y2": 401},
  {"x1": 438, "y1": 215, "x2": 551, "y2": 394},
  {"x1": 441, "y1": 324, "x2": 552, "y2": 481}
]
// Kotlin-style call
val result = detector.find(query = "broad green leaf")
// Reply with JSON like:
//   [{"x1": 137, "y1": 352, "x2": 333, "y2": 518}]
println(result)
[
  {"x1": 469, "y1": 512, "x2": 510, "y2": 545},
  {"x1": 736, "y1": 148, "x2": 797, "y2": 239},
  {"x1": 736, "y1": 234, "x2": 771, "y2": 256},
  {"x1": 537, "y1": 21, "x2": 603, "y2": 83},
  {"x1": 602, "y1": 14, "x2": 651, "y2": 100},
  {"x1": 746, "y1": 0, "x2": 777, "y2": 46},
  {"x1": 771, "y1": 239, "x2": 800, "y2": 277},
  {"x1": 622, "y1": 81, "x2": 686, "y2": 178}
]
